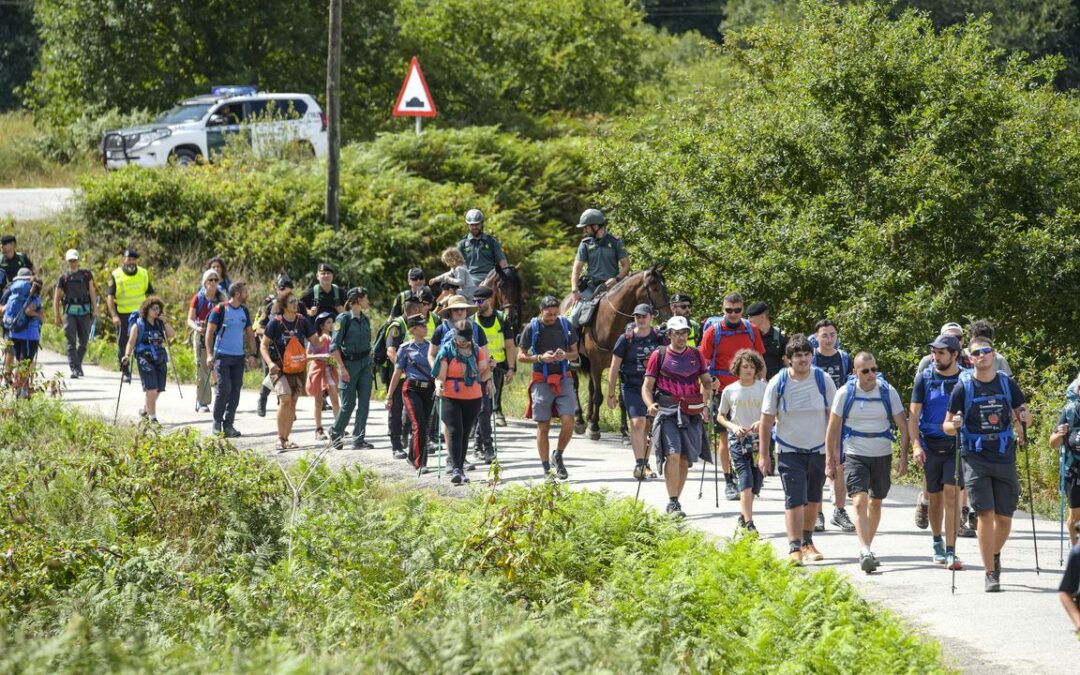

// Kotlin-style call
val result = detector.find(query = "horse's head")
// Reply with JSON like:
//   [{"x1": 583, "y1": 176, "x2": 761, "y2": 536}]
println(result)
[
  {"x1": 485, "y1": 265, "x2": 525, "y2": 333},
  {"x1": 641, "y1": 265, "x2": 671, "y2": 321}
]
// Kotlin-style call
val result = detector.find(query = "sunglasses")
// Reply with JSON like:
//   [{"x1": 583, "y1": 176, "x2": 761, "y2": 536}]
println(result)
[
  {"x1": 859, "y1": 367, "x2": 878, "y2": 375},
  {"x1": 723, "y1": 307, "x2": 743, "y2": 314},
  {"x1": 206, "y1": 277, "x2": 220, "y2": 282},
  {"x1": 970, "y1": 346, "x2": 993, "y2": 357}
]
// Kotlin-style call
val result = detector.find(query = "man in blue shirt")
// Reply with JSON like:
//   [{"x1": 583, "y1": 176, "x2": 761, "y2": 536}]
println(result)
[{"x1": 205, "y1": 281, "x2": 257, "y2": 437}]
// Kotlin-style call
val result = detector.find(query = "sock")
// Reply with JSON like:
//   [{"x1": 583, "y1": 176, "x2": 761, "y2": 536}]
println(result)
[
  {"x1": 669, "y1": 496, "x2": 679, "y2": 504},
  {"x1": 802, "y1": 530, "x2": 813, "y2": 545},
  {"x1": 542, "y1": 461, "x2": 551, "y2": 472},
  {"x1": 932, "y1": 535, "x2": 943, "y2": 544},
  {"x1": 789, "y1": 539, "x2": 802, "y2": 553},
  {"x1": 636, "y1": 457, "x2": 646, "y2": 467},
  {"x1": 725, "y1": 472, "x2": 734, "y2": 483},
  {"x1": 860, "y1": 545, "x2": 871, "y2": 556},
  {"x1": 946, "y1": 545, "x2": 955, "y2": 555}
]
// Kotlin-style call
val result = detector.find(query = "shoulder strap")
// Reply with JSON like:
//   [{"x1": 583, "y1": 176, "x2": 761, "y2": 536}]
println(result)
[
  {"x1": 742, "y1": 318, "x2": 756, "y2": 348},
  {"x1": 880, "y1": 377, "x2": 894, "y2": 420},
  {"x1": 998, "y1": 371, "x2": 1013, "y2": 410},
  {"x1": 776, "y1": 368, "x2": 790, "y2": 411},
  {"x1": 530, "y1": 317, "x2": 540, "y2": 354},
  {"x1": 813, "y1": 368, "x2": 828, "y2": 406},
  {"x1": 960, "y1": 371, "x2": 974, "y2": 420},
  {"x1": 839, "y1": 350, "x2": 850, "y2": 376},
  {"x1": 558, "y1": 316, "x2": 570, "y2": 347},
  {"x1": 841, "y1": 380, "x2": 857, "y2": 429}
]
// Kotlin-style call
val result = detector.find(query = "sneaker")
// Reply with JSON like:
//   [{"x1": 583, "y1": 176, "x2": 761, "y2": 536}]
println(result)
[
  {"x1": 737, "y1": 515, "x2": 747, "y2": 529},
  {"x1": 392, "y1": 449, "x2": 408, "y2": 460},
  {"x1": 552, "y1": 451, "x2": 568, "y2": 480},
  {"x1": 198, "y1": 404, "x2": 210, "y2": 413},
  {"x1": 482, "y1": 448, "x2": 495, "y2": 463},
  {"x1": 958, "y1": 523, "x2": 976, "y2": 538},
  {"x1": 352, "y1": 437, "x2": 374, "y2": 450},
  {"x1": 801, "y1": 543, "x2": 824, "y2": 562},
  {"x1": 985, "y1": 571, "x2": 1001, "y2": 592},
  {"x1": 815, "y1": 511, "x2": 826, "y2": 532},
  {"x1": 915, "y1": 499, "x2": 929, "y2": 530},
  {"x1": 831, "y1": 508, "x2": 855, "y2": 533},
  {"x1": 788, "y1": 549, "x2": 804, "y2": 565},
  {"x1": 212, "y1": 423, "x2": 224, "y2": 435},
  {"x1": 494, "y1": 412, "x2": 507, "y2": 427},
  {"x1": 138, "y1": 408, "x2": 148, "y2": 418},
  {"x1": 967, "y1": 507, "x2": 978, "y2": 532},
  {"x1": 450, "y1": 468, "x2": 465, "y2": 485},
  {"x1": 123, "y1": 372, "x2": 132, "y2": 384},
  {"x1": 473, "y1": 446, "x2": 485, "y2": 460},
  {"x1": 725, "y1": 480, "x2": 739, "y2": 501},
  {"x1": 329, "y1": 432, "x2": 344, "y2": 451},
  {"x1": 224, "y1": 427, "x2": 242, "y2": 439},
  {"x1": 946, "y1": 553, "x2": 963, "y2": 570},
  {"x1": 859, "y1": 552, "x2": 877, "y2": 574},
  {"x1": 932, "y1": 541, "x2": 947, "y2": 565},
  {"x1": 315, "y1": 428, "x2": 328, "y2": 441},
  {"x1": 666, "y1": 500, "x2": 685, "y2": 518},
  {"x1": 745, "y1": 520, "x2": 757, "y2": 533},
  {"x1": 463, "y1": 461, "x2": 476, "y2": 472},
  {"x1": 644, "y1": 464, "x2": 657, "y2": 479},
  {"x1": 70, "y1": 369, "x2": 80, "y2": 379},
  {"x1": 633, "y1": 464, "x2": 647, "y2": 480}
]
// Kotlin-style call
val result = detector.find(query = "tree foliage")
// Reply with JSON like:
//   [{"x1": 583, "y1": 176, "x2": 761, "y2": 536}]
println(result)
[
  {"x1": 0, "y1": 1, "x2": 38, "y2": 111},
  {"x1": 599, "y1": 0, "x2": 1080, "y2": 388}
]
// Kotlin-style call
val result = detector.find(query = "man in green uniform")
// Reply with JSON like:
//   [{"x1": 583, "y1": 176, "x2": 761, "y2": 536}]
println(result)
[
  {"x1": 457, "y1": 208, "x2": 509, "y2": 285},
  {"x1": 569, "y1": 208, "x2": 630, "y2": 330},
  {"x1": 329, "y1": 287, "x2": 374, "y2": 450}
]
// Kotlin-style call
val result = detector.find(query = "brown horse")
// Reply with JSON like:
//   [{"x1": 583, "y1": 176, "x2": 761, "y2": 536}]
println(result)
[
  {"x1": 560, "y1": 266, "x2": 671, "y2": 440},
  {"x1": 481, "y1": 265, "x2": 525, "y2": 334}
]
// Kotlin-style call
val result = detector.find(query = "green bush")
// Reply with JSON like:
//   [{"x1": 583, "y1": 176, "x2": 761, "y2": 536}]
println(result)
[{"x1": 0, "y1": 401, "x2": 945, "y2": 671}]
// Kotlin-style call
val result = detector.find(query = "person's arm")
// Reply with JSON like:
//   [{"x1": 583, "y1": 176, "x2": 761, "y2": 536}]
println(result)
[
  {"x1": 187, "y1": 297, "x2": 199, "y2": 332},
  {"x1": 204, "y1": 313, "x2": 219, "y2": 365},
  {"x1": 716, "y1": 393, "x2": 741, "y2": 435},
  {"x1": 106, "y1": 277, "x2": 120, "y2": 325},
  {"x1": 162, "y1": 318, "x2": 176, "y2": 341},
  {"x1": 944, "y1": 385, "x2": 963, "y2": 436},
  {"x1": 563, "y1": 337, "x2": 579, "y2": 363},
  {"x1": 260, "y1": 334, "x2": 280, "y2": 376},
  {"x1": 52, "y1": 286, "x2": 64, "y2": 326},
  {"x1": 909, "y1": 401, "x2": 927, "y2": 465},
  {"x1": 504, "y1": 324, "x2": 517, "y2": 383},
  {"x1": 607, "y1": 354, "x2": 623, "y2": 410},
  {"x1": 699, "y1": 371, "x2": 713, "y2": 409},
  {"x1": 825, "y1": 409, "x2": 843, "y2": 478},
  {"x1": 570, "y1": 259, "x2": 584, "y2": 301},
  {"x1": 1051, "y1": 411, "x2": 1069, "y2": 449},
  {"x1": 642, "y1": 375, "x2": 658, "y2": 415},
  {"x1": 758, "y1": 412, "x2": 775, "y2": 475},
  {"x1": 384, "y1": 368, "x2": 403, "y2": 408},
  {"x1": 122, "y1": 322, "x2": 140, "y2": 365},
  {"x1": 614, "y1": 255, "x2": 630, "y2": 285},
  {"x1": 89, "y1": 279, "x2": 99, "y2": 318}
]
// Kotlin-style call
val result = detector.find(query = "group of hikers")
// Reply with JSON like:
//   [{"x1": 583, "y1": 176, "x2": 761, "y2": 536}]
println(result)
[{"x1": 3, "y1": 205, "x2": 1080, "y2": 622}]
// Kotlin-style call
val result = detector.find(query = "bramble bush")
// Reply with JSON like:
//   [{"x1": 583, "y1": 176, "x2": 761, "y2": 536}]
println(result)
[{"x1": 0, "y1": 401, "x2": 945, "y2": 671}]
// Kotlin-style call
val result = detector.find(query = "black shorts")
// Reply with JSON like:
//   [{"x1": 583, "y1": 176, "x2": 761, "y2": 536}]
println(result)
[
  {"x1": 963, "y1": 454, "x2": 1019, "y2": 517},
  {"x1": 1070, "y1": 483, "x2": 1080, "y2": 510},
  {"x1": 778, "y1": 452, "x2": 825, "y2": 509},
  {"x1": 924, "y1": 447, "x2": 964, "y2": 493},
  {"x1": 845, "y1": 454, "x2": 892, "y2": 500}
]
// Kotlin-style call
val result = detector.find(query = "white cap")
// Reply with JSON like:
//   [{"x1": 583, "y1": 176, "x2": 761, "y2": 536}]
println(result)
[
  {"x1": 666, "y1": 316, "x2": 690, "y2": 332},
  {"x1": 65, "y1": 249, "x2": 79, "y2": 261},
  {"x1": 940, "y1": 322, "x2": 963, "y2": 337}
]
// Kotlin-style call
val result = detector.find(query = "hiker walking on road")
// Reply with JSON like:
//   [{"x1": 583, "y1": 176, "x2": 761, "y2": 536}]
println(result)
[
  {"x1": 945, "y1": 336, "x2": 1031, "y2": 592},
  {"x1": 1049, "y1": 377, "x2": 1080, "y2": 548},
  {"x1": 472, "y1": 286, "x2": 515, "y2": 460},
  {"x1": 122, "y1": 296, "x2": 175, "y2": 424},
  {"x1": 204, "y1": 281, "x2": 256, "y2": 438},
  {"x1": 4, "y1": 270, "x2": 43, "y2": 398},
  {"x1": 1060, "y1": 542, "x2": 1080, "y2": 635},
  {"x1": 107, "y1": 248, "x2": 153, "y2": 384},
  {"x1": 390, "y1": 268, "x2": 427, "y2": 319},
  {"x1": 52, "y1": 249, "x2": 98, "y2": 379},
  {"x1": 433, "y1": 324, "x2": 492, "y2": 485},
  {"x1": 910, "y1": 334, "x2": 967, "y2": 570},
  {"x1": 520, "y1": 296, "x2": 579, "y2": 479},
  {"x1": 568, "y1": 208, "x2": 630, "y2": 331},
  {"x1": 812, "y1": 319, "x2": 855, "y2": 534},
  {"x1": 385, "y1": 314, "x2": 436, "y2": 472},
  {"x1": 699, "y1": 292, "x2": 765, "y2": 502},
  {"x1": 609, "y1": 303, "x2": 664, "y2": 479},
  {"x1": 826, "y1": 351, "x2": 909, "y2": 573},
  {"x1": 187, "y1": 269, "x2": 227, "y2": 413},
  {"x1": 261, "y1": 291, "x2": 315, "y2": 451},
  {"x1": 307, "y1": 312, "x2": 340, "y2": 441},
  {"x1": 642, "y1": 316, "x2": 714, "y2": 518},
  {"x1": 329, "y1": 288, "x2": 374, "y2": 451},
  {"x1": 256, "y1": 275, "x2": 303, "y2": 418},
  {"x1": 759, "y1": 334, "x2": 837, "y2": 565},
  {"x1": 457, "y1": 208, "x2": 509, "y2": 286},
  {"x1": 717, "y1": 349, "x2": 768, "y2": 531}
]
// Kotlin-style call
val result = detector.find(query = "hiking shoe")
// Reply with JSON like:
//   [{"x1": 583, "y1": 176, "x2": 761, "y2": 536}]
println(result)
[
  {"x1": 725, "y1": 480, "x2": 739, "y2": 501},
  {"x1": 473, "y1": 445, "x2": 485, "y2": 460},
  {"x1": 450, "y1": 468, "x2": 465, "y2": 485},
  {"x1": 482, "y1": 448, "x2": 496, "y2": 463},
  {"x1": 932, "y1": 541, "x2": 947, "y2": 565},
  {"x1": 212, "y1": 423, "x2": 224, "y2": 435},
  {"x1": 666, "y1": 500, "x2": 685, "y2": 518},
  {"x1": 352, "y1": 437, "x2": 374, "y2": 450},
  {"x1": 985, "y1": 571, "x2": 1001, "y2": 593},
  {"x1": 644, "y1": 464, "x2": 657, "y2": 479},
  {"x1": 958, "y1": 522, "x2": 976, "y2": 538},
  {"x1": 224, "y1": 427, "x2": 242, "y2": 439},
  {"x1": 633, "y1": 464, "x2": 647, "y2": 480},
  {"x1": 859, "y1": 552, "x2": 877, "y2": 574},
  {"x1": 801, "y1": 543, "x2": 824, "y2": 562},
  {"x1": 788, "y1": 550, "x2": 804, "y2": 566},
  {"x1": 815, "y1": 511, "x2": 826, "y2": 532},
  {"x1": 745, "y1": 520, "x2": 757, "y2": 533},
  {"x1": 256, "y1": 396, "x2": 267, "y2": 417},
  {"x1": 463, "y1": 461, "x2": 476, "y2": 472},
  {"x1": 915, "y1": 499, "x2": 929, "y2": 530},
  {"x1": 831, "y1": 508, "x2": 855, "y2": 533},
  {"x1": 138, "y1": 408, "x2": 148, "y2": 418},
  {"x1": 494, "y1": 412, "x2": 506, "y2": 427},
  {"x1": 946, "y1": 553, "x2": 963, "y2": 571},
  {"x1": 329, "y1": 432, "x2": 344, "y2": 451},
  {"x1": 552, "y1": 451, "x2": 568, "y2": 480},
  {"x1": 70, "y1": 369, "x2": 80, "y2": 379},
  {"x1": 967, "y1": 507, "x2": 978, "y2": 532},
  {"x1": 392, "y1": 449, "x2": 408, "y2": 460},
  {"x1": 737, "y1": 515, "x2": 747, "y2": 529},
  {"x1": 123, "y1": 372, "x2": 132, "y2": 384}
]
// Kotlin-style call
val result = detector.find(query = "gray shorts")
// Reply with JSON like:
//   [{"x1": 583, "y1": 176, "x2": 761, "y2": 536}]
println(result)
[
  {"x1": 531, "y1": 377, "x2": 577, "y2": 422},
  {"x1": 963, "y1": 454, "x2": 1020, "y2": 517},
  {"x1": 845, "y1": 454, "x2": 892, "y2": 500},
  {"x1": 651, "y1": 410, "x2": 709, "y2": 467}
]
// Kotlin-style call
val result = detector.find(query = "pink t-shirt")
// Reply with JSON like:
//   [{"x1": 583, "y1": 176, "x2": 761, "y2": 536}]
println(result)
[{"x1": 645, "y1": 347, "x2": 707, "y2": 399}]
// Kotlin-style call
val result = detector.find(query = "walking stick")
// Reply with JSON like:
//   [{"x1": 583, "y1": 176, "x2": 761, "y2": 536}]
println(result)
[
  {"x1": 1061, "y1": 447, "x2": 1067, "y2": 567},
  {"x1": 162, "y1": 336, "x2": 183, "y2": 400},
  {"x1": 697, "y1": 455, "x2": 707, "y2": 499},
  {"x1": 953, "y1": 432, "x2": 961, "y2": 595},
  {"x1": 435, "y1": 393, "x2": 443, "y2": 487},
  {"x1": 113, "y1": 367, "x2": 126, "y2": 424},
  {"x1": 1021, "y1": 421, "x2": 1040, "y2": 575},
  {"x1": 88, "y1": 296, "x2": 101, "y2": 342}
]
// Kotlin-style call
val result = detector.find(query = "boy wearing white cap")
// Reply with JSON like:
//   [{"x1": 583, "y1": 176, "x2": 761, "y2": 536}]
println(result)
[{"x1": 53, "y1": 249, "x2": 99, "y2": 378}]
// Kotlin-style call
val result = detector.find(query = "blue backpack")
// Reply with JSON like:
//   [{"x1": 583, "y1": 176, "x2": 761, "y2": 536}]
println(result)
[
  {"x1": 772, "y1": 366, "x2": 830, "y2": 453},
  {"x1": 917, "y1": 366, "x2": 966, "y2": 440},
  {"x1": 958, "y1": 370, "x2": 1014, "y2": 454},
  {"x1": 704, "y1": 317, "x2": 757, "y2": 376},
  {"x1": 2, "y1": 279, "x2": 32, "y2": 332},
  {"x1": 530, "y1": 316, "x2": 572, "y2": 378},
  {"x1": 839, "y1": 373, "x2": 896, "y2": 444}
]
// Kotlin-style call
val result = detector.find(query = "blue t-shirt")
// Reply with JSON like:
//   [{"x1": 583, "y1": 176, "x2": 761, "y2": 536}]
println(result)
[
  {"x1": 612, "y1": 329, "x2": 663, "y2": 387},
  {"x1": 948, "y1": 373, "x2": 1025, "y2": 463},
  {"x1": 396, "y1": 340, "x2": 433, "y2": 381},
  {"x1": 208, "y1": 302, "x2": 250, "y2": 357},
  {"x1": 431, "y1": 319, "x2": 487, "y2": 348},
  {"x1": 7, "y1": 296, "x2": 42, "y2": 341}
]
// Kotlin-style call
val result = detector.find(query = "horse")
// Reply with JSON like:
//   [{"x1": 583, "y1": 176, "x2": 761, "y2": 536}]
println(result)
[
  {"x1": 481, "y1": 265, "x2": 525, "y2": 334},
  {"x1": 560, "y1": 266, "x2": 671, "y2": 440}
]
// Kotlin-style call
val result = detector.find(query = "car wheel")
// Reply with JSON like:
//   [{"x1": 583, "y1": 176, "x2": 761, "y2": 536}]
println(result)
[{"x1": 171, "y1": 149, "x2": 201, "y2": 166}]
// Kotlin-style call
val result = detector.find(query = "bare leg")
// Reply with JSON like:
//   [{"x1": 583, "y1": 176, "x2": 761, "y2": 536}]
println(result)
[
  {"x1": 277, "y1": 394, "x2": 294, "y2": 440},
  {"x1": 786, "y1": 505, "x2": 804, "y2": 542},
  {"x1": 852, "y1": 492, "x2": 871, "y2": 548},
  {"x1": 557, "y1": 414, "x2": 575, "y2": 451},
  {"x1": 630, "y1": 417, "x2": 647, "y2": 460},
  {"x1": 804, "y1": 502, "x2": 820, "y2": 534},
  {"x1": 943, "y1": 484, "x2": 959, "y2": 547},
  {"x1": 664, "y1": 454, "x2": 689, "y2": 497},
  {"x1": 928, "y1": 490, "x2": 944, "y2": 536},
  {"x1": 1070, "y1": 506, "x2": 1080, "y2": 546},
  {"x1": 536, "y1": 420, "x2": 551, "y2": 462},
  {"x1": 739, "y1": 487, "x2": 754, "y2": 522},
  {"x1": 993, "y1": 514, "x2": 1012, "y2": 556},
  {"x1": 145, "y1": 390, "x2": 159, "y2": 417},
  {"x1": 832, "y1": 468, "x2": 847, "y2": 510},
  {"x1": 867, "y1": 498, "x2": 883, "y2": 542}
]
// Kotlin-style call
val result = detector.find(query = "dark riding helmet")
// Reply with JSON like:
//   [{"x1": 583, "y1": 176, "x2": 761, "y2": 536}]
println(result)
[{"x1": 577, "y1": 208, "x2": 606, "y2": 228}]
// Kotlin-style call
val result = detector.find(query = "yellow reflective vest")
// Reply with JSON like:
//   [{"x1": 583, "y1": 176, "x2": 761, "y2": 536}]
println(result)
[
  {"x1": 476, "y1": 310, "x2": 507, "y2": 362},
  {"x1": 111, "y1": 266, "x2": 150, "y2": 314}
]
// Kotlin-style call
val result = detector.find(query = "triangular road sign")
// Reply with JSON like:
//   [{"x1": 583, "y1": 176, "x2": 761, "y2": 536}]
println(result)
[{"x1": 392, "y1": 57, "x2": 437, "y2": 118}]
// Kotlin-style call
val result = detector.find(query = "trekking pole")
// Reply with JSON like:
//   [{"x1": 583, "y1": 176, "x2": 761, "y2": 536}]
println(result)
[
  {"x1": 163, "y1": 338, "x2": 183, "y2": 400},
  {"x1": 1060, "y1": 447, "x2": 1066, "y2": 567},
  {"x1": 712, "y1": 404, "x2": 720, "y2": 508},
  {"x1": 435, "y1": 393, "x2": 443, "y2": 487},
  {"x1": 953, "y1": 432, "x2": 961, "y2": 595},
  {"x1": 1021, "y1": 421, "x2": 1040, "y2": 575},
  {"x1": 697, "y1": 456, "x2": 707, "y2": 499},
  {"x1": 113, "y1": 367, "x2": 126, "y2": 424}
]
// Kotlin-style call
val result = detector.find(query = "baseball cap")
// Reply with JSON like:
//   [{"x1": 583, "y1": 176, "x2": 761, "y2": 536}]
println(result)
[
  {"x1": 1, "y1": 235, "x2": 16, "y2": 245},
  {"x1": 666, "y1": 316, "x2": 690, "y2": 332},
  {"x1": 940, "y1": 322, "x2": 964, "y2": 336},
  {"x1": 928, "y1": 334, "x2": 962, "y2": 352},
  {"x1": 346, "y1": 287, "x2": 369, "y2": 303},
  {"x1": 408, "y1": 267, "x2": 425, "y2": 280},
  {"x1": 406, "y1": 314, "x2": 428, "y2": 329},
  {"x1": 275, "y1": 274, "x2": 293, "y2": 289},
  {"x1": 632, "y1": 303, "x2": 653, "y2": 316},
  {"x1": 65, "y1": 249, "x2": 80, "y2": 261},
  {"x1": 746, "y1": 301, "x2": 770, "y2": 318}
]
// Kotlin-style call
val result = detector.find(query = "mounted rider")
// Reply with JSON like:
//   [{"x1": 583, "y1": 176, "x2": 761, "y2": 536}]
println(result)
[
  {"x1": 568, "y1": 208, "x2": 630, "y2": 331},
  {"x1": 457, "y1": 208, "x2": 509, "y2": 286}
]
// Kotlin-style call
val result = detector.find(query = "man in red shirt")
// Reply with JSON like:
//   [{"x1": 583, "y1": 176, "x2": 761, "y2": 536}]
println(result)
[{"x1": 699, "y1": 292, "x2": 765, "y2": 500}]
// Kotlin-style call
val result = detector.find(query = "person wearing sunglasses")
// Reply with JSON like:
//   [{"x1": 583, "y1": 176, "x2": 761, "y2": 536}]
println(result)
[
  {"x1": 187, "y1": 268, "x2": 227, "y2": 413},
  {"x1": 826, "y1": 352, "x2": 909, "y2": 574},
  {"x1": 700, "y1": 291, "x2": 765, "y2": 503},
  {"x1": 667, "y1": 294, "x2": 701, "y2": 347},
  {"x1": 945, "y1": 336, "x2": 1030, "y2": 593}
]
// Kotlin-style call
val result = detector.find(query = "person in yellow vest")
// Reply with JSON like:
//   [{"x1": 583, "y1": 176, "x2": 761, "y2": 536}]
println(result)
[
  {"x1": 668, "y1": 294, "x2": 702, "y2": 348},
  {"x1": 471, "y1": 286, "x2": 517, "y2": 462},
  {"x1": 106, "y1": 248, "x2": 154, "y2": 383}
]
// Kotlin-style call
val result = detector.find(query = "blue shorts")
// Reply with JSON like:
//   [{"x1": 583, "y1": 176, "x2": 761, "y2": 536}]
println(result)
[
  {"x1": 778, "y1": 452, "x2": 826, "y2": 510},
  {"x1": 729, "y1": 432, "x2": 763, "y2": 495},
  {"x1": 621, "y1": 382, "x2": 648, "y2": 418},
  {"x1": 136, "y1": 355, "x2": 168, "y2": 392}
]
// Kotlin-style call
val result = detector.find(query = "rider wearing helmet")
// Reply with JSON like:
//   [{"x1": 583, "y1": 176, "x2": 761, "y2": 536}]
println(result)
[
  {"x1": 569, "y1": 208, "x2": 630, "y2": 330},
  {"x1": 457, "y1": 208, "x2": 509, "y2": 285}
]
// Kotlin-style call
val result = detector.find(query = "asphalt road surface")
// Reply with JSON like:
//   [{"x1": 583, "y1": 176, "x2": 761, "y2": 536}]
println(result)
[{"x1": 35, "y1": 348, "x2": 1080, "y2": 673}]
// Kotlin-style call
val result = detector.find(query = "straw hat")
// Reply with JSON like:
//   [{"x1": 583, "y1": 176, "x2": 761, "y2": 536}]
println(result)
[{"x1": 439, "y1": 294, "x2": 477, "y2": 317}]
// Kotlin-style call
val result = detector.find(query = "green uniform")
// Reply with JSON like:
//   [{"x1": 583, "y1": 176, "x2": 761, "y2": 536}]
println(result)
[
  {"x1": 687, "y1": 318, "x2": 702, "y2": 349},
  {"x1": 575, "y1": 232, "x2": 628, "y2": 289},
  {"x1": 331, "y1": 310, "x2": 373, "y2": 440},
  {"x1": 458, "y1": 233, "x2": 507, "y2": 285}
]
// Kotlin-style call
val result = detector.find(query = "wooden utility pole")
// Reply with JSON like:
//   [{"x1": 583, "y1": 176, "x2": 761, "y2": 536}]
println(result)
[{"x1": 324, "y1": 0, "x2": 342, "y2": 228}]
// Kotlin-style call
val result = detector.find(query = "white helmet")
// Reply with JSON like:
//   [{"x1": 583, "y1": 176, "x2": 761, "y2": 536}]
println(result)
[{"x1": 465, "y1": 208, "x2": 485, "y2": 225}]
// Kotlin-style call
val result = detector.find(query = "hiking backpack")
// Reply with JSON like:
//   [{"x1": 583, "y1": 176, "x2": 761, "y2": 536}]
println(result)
[
  {"x1": 704, "y1": 317, "x2": 757, "y2": 375},
  {"x1": 530, "y1": 316, "x2": 572, "y2": 378},
  {"x1": 771, "y1": 366, "x2": 830, "y2": 453},
  {"x1": 839, "y1": 373, "x2": 897, "y2": 443},
  {"x1": 211, "y1": 302, "x2": 252, "y2": 355},
  {"x1": 958, "y1": 370, "x2": 1014, "y2": 454},
  {"x1": 917, "y1": 366, "x2": 967, "y2": 440},
  {"x1": 1, "y1": 279, "x2": 32, "y2": 333}
]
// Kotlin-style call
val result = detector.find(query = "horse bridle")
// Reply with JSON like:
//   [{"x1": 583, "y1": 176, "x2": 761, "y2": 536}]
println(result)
[{"x1": 591, "y1": 271, "x2": 666, "y2": 351}]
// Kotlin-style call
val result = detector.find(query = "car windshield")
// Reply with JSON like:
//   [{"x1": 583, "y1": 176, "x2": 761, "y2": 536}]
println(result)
[{"x1": 154, "y1": 103, "x2": 213, "y2": 124}]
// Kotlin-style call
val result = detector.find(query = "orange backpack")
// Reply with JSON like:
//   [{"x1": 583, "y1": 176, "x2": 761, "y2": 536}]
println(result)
[{"x1": 282, "y1": 335, "x2": 307, "y2": 374}]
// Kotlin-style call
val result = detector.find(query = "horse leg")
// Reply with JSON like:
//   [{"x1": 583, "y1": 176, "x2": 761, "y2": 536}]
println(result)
[
  {"x1": 588, "y1": 365, "x2": 602, "y2": 441},
  {"x1": 573, "y1": 369, "x2": 586, "y2": 435}
]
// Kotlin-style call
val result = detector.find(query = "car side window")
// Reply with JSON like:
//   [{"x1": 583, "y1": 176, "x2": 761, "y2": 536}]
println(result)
[{"x1": 209, "y1": 103, "x2": 244, "y2": 126}]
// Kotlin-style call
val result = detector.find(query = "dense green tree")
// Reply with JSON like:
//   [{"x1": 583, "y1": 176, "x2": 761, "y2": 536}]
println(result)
[
  {"x1": 599, "y1": 1, "x2": 1080, "y2": 384},
  {"x1": 0, "y1": 1, "x2": 38, "y2": 110}
]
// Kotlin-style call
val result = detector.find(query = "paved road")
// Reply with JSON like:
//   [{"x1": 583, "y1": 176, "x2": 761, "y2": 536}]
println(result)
[
  {"x1": 0, "y1": 188, "x2": 75, "y2": 221},
  {"x1": 36, "y1": 348, "x2": 1080, "y2": 673}
]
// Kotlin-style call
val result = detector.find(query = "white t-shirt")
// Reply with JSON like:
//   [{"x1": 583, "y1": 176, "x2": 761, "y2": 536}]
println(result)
[
  {"x1": 762, "y1": 368, "x2": 836, "y2": 454},
  {"x1": 719, "y1": 380, "x2": 767, "y2": 429},
  {"x1": 831, "y1": 381, "x2": 904, "y2": 458}
]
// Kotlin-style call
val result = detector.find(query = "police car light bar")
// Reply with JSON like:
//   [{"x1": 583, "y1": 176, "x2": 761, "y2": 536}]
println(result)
[{"x1": 211, "y1": 85, "x2": 258, "y2": 97}]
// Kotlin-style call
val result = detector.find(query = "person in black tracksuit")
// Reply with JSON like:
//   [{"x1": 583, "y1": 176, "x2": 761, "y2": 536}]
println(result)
[{"x1": 385, "y1": 314, "x2": 436, "y2": 471}]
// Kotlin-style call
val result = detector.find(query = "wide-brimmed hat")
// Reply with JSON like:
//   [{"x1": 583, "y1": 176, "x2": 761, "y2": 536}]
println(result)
[
  {"x1": 440, "y1": 294, "x2": 477, "y2": 317},
  {"x1": 14, "y1": 267, "x2": 33, "y2": 281}
]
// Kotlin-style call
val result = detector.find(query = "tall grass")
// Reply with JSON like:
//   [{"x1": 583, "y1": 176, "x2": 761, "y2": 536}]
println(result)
[{"x1": 0, "y1": 112, "x2": 98, "y2": 187}]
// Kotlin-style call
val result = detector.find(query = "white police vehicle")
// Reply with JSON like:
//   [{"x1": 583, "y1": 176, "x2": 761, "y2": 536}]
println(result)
[{"x1": 102, "y1": 86, "x2": 328, "y2": 168}]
